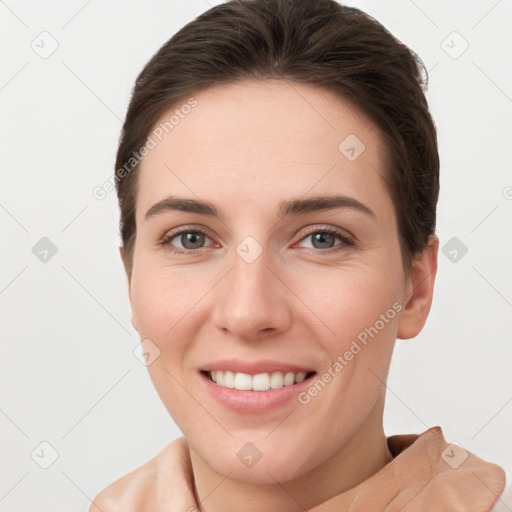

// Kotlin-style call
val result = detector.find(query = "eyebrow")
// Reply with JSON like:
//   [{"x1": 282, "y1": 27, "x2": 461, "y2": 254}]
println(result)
[{"x1": 144, "y1": 194, "x2": 375, "y2": 221}]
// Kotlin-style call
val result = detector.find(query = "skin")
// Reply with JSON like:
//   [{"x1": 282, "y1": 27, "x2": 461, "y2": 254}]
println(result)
[{"x1": 93, "y1": 79, "x2": 438, "y2": 511}]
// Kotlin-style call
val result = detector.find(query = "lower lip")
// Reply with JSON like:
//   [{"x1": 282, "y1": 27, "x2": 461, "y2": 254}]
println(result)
[{"x1": 199, "y1": 371, "x2": 316, "y2": 413}]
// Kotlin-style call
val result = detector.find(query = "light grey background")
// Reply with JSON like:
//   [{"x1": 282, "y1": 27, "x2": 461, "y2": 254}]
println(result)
[{"x1": 1, "y1": 0, "x2": 511, "y2": 510}]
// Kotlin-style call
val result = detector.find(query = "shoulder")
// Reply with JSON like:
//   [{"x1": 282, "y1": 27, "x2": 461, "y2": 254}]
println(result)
[{"x1": 89, "y1": 437, "x2": 192, "y2": 512}]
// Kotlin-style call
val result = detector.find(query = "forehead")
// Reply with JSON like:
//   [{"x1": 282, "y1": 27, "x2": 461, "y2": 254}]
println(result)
[{"x1": 136, "y1": 79, "x2": 390, "y2": 221}]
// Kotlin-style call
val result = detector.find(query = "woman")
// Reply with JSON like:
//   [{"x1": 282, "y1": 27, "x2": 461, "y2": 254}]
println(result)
[{"x1": 91, "y1": 0, "x2": 507, "y2": 510}]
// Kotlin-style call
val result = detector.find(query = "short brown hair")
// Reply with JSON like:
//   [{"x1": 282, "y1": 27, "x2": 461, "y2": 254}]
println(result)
[{"x1": 115, "y1": 0, "x2": 439, "y2": 275}]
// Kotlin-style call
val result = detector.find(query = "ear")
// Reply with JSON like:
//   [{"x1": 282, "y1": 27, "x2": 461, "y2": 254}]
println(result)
[
  {"x1": 397, "y1": 234, "x2": 439, "y2": 339},
  {"x1": 119, "y1": 245, "x2": 139, "y2": 333}
]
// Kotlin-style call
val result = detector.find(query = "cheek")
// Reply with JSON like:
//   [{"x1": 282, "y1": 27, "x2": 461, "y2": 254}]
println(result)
[
  {"x1": 294, "y1": 263, "x2": 402, "y2": 346},
  {"x1": 296, "y1": 265, "x2": 401, "y2": 409},
  {"x1": 292, "y1": 262, "x2": 402, "y2": 414},
  {"x1": 130, "y1": 267, "x2": 202, "y2": 425},
  {"x1": 130, "y1": 263, "x2": 209, "y2": 340}
]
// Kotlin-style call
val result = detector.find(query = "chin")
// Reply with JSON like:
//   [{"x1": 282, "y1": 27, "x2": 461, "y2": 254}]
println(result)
[
  {"x1": 191, "y1": 434, "x2": 317, "y2": 485},
  {"x1": 218, "y1": 457, "x2": 307, "y2": 485}
]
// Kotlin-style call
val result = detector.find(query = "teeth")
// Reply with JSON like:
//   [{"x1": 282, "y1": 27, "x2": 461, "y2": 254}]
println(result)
[
  {"x1": 270, "y1": 372, "x2": 283, "y2": 389},
  {"x1": 283, "y1": 372, "x2": 295, "y2": 386},
  {"x1": 295, "y1": 372, "x2": 306, "y2": 383},
  {"x1": 234, "y1": 372, "x2": 252, "y2": 390},
  {"x1": 223, "y1": 370, "x2": 235, "y2": 388},
  {"x1": 252, "y1": 373, "x2": 270, "y2": 391},
  {"x1": 208, "y1": 370, "x2": 310, "y2": 391}
]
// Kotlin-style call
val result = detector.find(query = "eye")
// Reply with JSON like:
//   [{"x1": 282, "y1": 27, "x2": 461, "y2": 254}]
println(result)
[
  {"x1": 160, "y1": 226, "x2": 354, "y2": 255},
  {"x1": 160, "y1": 228, "x2": 214, "y2": 253},
  {"x1": 296, "y1": 228, "x2": 354, "y2": 252}
]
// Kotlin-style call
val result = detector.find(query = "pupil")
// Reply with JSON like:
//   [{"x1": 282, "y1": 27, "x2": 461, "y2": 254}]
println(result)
[
  {"x1": 313, "y1": 232, "x2": 334, "y2": 249},
  {"x1": 182, "y1": 232, "x2": 204, "y2": 249}
]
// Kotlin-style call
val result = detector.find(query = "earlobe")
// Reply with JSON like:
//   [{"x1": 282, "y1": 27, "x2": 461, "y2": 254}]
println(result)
[{"x1": 397, "y1": 234, "x2": 439, "y2": 340}]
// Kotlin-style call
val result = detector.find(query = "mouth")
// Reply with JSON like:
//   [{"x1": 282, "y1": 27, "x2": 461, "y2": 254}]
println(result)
[
  {"x1": 200, "y1": 369, "x2": 317, "y2": 391},
  {"x1": 198, "y1": 359, "x2": 318, "y2": 412}
]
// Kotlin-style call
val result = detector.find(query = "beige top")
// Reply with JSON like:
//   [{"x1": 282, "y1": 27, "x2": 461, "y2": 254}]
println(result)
[{"x1": 91, "y1": 426, "x2": 507, "y2": 511}]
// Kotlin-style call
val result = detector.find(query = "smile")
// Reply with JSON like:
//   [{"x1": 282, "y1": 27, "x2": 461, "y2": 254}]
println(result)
[{"x1": 206, "y1": 370, "x2": 316, "y2": 391}]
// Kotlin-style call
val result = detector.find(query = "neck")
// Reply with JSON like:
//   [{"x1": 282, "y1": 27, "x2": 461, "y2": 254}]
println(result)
[{"x1": 189, "y1": 393, "x2": 393, "y2": 512}]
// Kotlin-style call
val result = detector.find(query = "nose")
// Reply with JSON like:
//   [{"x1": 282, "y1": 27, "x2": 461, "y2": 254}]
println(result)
[{"x1": 211, "y1": 246, "x2": 292, "y2": 342}]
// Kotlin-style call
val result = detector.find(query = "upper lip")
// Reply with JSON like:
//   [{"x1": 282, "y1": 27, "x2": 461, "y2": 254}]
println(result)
[{"x1": 200, "y1": 359, "x2": 316, "y2": 375}]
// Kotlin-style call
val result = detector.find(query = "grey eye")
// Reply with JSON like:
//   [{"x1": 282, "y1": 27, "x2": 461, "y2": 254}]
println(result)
[
  {"x1": 309, "y1": 232, "x2": 337, "y2": 249},
  {"x1": 179, "y1": 232, "x2": 206, "y2": 249}
]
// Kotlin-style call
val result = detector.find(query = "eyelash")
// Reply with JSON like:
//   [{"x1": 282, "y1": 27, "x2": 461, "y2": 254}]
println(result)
[{"x1": 159, "y1": 226, "x2": 355, "y2": 255}]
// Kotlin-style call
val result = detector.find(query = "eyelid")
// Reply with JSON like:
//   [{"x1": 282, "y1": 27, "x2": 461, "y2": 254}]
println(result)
[
  {"x1": 159, "y1": 225, "x2": 216, "y2": 250},
  {"x1": 293, "y1": 225, "x2": 355, "y2": 250},
  {"x1": 296, "y1": 224, "x2": 354, "y2": 240},
  {"x1": 160, "y1": 224, "x2": 355, "y2": 254}
]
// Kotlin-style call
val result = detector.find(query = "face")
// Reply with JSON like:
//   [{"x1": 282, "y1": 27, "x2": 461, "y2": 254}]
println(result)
[{"x1": 125, "y1": 79, "x2": 425, "y2": 484}]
